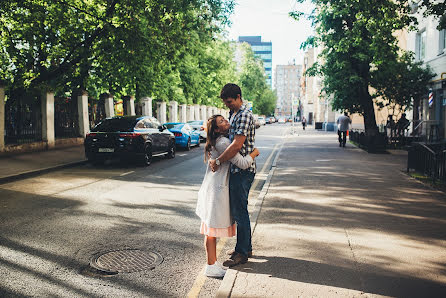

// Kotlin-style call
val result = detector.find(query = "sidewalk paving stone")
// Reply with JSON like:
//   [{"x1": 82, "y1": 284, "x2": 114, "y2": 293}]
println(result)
[
  {"x1": 0, "y1": 146, "x2": 86, "y2": 183},
  {"x1": 221, "y1": 131, "x2": 446, "y2": 297}
]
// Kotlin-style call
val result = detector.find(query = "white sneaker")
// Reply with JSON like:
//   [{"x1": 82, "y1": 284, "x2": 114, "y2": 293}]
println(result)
[
  {"x1": 205, "y1": 263, "x2": 227, "y2": 278},
  {"x1": 215, "y1": 261, "x2": 228, "y2": 270}
]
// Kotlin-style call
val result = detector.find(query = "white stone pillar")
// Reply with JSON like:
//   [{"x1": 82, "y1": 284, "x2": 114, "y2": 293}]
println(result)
[
  {"x1": 194, "y1": 104, "x2": 201, "y2": 121},
  {"x1": 179, "y1": 104, "x2": 187, "y2": 123},
  {"x1": 207, "y1": 106, "x2": 213, "y2": 118},
  {"x1": 187, "y1": 105, "x2": 194, "y2": 122},
  {"x1": 41, "y1": 92, "x2": 55, "y2": 148},
  {"x1": 201, "y1": 105, "x2": 207, "y2": 120},
  {"x1": 77, "y1": 91, "x2": 89, "y2": 137},
  {"x1": 0, "y1": 85, "x2": 4, "y2": 151},
  {"x1": 213, "y1": 107, "x2": 218, "y2": 116},
  {"x1": 125, "y1": 96, "x2": 135, "y2": 116},
  {"x1": 141, "y1": 97, "x2": 152, "y2": 117},
  {"x1": 104, "y1": 95, "x2": 115, "y2": 118},
  {"x1": 157, "y1": 101, "x2": 167, "y2": 124},
  {"x1": 169, "y1": 101, "x2": 178, "y2": 123}
]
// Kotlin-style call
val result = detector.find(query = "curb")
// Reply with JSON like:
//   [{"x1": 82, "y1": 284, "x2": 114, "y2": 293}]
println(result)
[
  {"x1": 0, "y1": 160, "x2": 88, "y2": 184},
  {"x1": 216, "y1": 138, "x2": 285, "y2": 298}
]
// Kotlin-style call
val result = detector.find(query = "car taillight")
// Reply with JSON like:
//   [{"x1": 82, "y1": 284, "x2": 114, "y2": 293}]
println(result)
[
  {"x1": 86, "y1": 133, "x2": 97, "y2": 138},
  {"x1": 200, "y1": 127, "x2": 204, "y2": 131},
  {"x1": 119, "y1": 133, "x2": 140, "y2": 138},
  {"x1": 174, "y1": 132, "x2": 182, "y2": 137}
]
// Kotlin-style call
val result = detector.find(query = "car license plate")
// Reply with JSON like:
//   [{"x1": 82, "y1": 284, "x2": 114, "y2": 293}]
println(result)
[{"x1": 98, "y1": 148, "x2": 114, "y2": 153}]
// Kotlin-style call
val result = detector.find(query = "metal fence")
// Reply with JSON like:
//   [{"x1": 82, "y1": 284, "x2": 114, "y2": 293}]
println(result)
[
  {"x1": 349, "y1": 129, "x2": 387, "y2": 152},
  {"x1": 4, "y1": 98, "x2": 42, "y2": 145},
  {"x1": 88, "y1": 99, "x2": 106, "y2": 128},
  {"x1": 54, "y1": 96, "x2": 78, "y2": 138},
  {"x1": 407, "y1": 142, "x2": 446, "y2": 183}
]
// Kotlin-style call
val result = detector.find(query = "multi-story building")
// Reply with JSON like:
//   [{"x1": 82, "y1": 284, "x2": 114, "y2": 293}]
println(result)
[
  {"x1": 238, "y1": 36, "x2": 273, "y2": 88},
  {"x1": 301, "y1": 47, "x2": 339, "y2": 129},
  {"x1": 274, "y1": 64, "x2": 302, "y2": 117},
  {"x1": 406, "y1": 7, "x2": 445, "y2": 141}
]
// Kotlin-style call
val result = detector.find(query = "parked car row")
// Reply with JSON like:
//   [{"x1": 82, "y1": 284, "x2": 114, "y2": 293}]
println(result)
[
  {"x1": 85, "y1": 113, "x2": 277, "y2": 167},
  {"x1": 164, "y1": 122, "x2": 200, "y2": 151},
  {"x1": 84, "y1": 116, "x2": 205, "y2": 166}
]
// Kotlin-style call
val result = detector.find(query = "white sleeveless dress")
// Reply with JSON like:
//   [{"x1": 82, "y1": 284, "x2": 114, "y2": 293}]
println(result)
[{"x1": 196, "y1": 136, "x2": 254, "y2": 237}]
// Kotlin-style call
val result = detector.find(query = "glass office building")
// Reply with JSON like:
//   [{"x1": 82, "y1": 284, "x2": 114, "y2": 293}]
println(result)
[{"x1": 238, "y1": 36, "x2": 273, "y2": 88}]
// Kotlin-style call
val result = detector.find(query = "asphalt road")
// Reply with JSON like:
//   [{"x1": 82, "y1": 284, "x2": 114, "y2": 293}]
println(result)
[{"x1": 0, "y1": 123, "x2": 291, "y2": 297}]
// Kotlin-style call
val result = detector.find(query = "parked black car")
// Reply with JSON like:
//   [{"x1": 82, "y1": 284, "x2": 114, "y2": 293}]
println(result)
[{"x1": 85, "y1": 116, "x2": 176, "y2": 166}]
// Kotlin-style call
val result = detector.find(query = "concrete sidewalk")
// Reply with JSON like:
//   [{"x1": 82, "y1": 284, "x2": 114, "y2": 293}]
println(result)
[
  {"x1": 0, "y1": 146, "x2": 86, "y2": 183},
  {"x1": 218, "y1": 130, "x2": 446, "y2": 297}
]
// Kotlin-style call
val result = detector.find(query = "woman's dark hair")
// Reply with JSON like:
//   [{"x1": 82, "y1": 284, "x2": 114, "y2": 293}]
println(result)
[
  {"x1": 220, "y1": 83, "x2": 242, "y2": 100},
  {"x1": 204, "y1": 114, "x2": 223, "y2": 162}
]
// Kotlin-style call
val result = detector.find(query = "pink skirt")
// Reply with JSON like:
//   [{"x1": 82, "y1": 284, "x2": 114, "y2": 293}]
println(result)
[{"x1": 200, "y1": 222, "x2": 236, "y2": 238}]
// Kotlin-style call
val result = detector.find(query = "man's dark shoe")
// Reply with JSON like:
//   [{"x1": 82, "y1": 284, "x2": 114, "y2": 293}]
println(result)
[
  {"x1": 222, "y1": 252, "x2": 248, "y2": 267},
  {"x1": 226, "y1": 249, "x2": 253, "y2": 258}
]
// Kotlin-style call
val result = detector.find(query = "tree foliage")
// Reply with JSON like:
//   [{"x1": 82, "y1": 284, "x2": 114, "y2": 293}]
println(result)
[
  {"x1": 0, "y1": 0, "x2": 236, "y2": 106},
  {"x1": 291, "y1": 0, "x2": 434, "y2": 134},
  {"x1": 237, "y1": 43, "x2": 276, "y2": 115},
  {"x1": 419, "y1": 0, "x2": 446, "y2": 30},
  {"x1": 372, "y1": 52, "x2": 434, "y2": 114}
]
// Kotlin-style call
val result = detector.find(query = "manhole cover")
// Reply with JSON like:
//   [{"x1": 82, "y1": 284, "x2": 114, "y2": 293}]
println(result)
[{"x1": 90, "y1": 249, "x2": 163, "y2": 273}]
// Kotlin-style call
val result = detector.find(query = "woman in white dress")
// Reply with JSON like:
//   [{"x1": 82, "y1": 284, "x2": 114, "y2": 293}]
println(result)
[{"x1": 196, "y1": 114, "x2": 259, "y2": 278}]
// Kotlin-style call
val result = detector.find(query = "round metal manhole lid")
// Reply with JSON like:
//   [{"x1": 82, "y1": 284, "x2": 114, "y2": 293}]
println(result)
[{"x1": 90, "y1": 249, "x2": 163, "y2": 273}]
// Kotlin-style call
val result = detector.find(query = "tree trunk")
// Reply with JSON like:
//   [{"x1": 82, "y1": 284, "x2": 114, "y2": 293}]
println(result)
[{"x1": 360, "y1": 86, "x2": 378, "y2": 136}]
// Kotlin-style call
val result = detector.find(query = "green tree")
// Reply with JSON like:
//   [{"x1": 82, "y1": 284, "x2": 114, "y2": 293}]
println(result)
[
  {"x1": 372, "y1": 52, "x2": 435, "y2": 116},
  {"x1": 255, "y1": 89, "x2": 277, "y2": 116},
  {"x1": 0, "y1": 0, "x2": 235, "y2": 104},
  {"x1": 292, "y1": 0, "x2": 432, "y2": 135},
  {"x1": 419, "y1": 0, "x2": 446, "y2": 30},
  {"x1": 236, "y1": 42, "x2": 276, "y2": 114},
  {"x1": 238, "y1": 43, "x2": 268, "y2": 101}
]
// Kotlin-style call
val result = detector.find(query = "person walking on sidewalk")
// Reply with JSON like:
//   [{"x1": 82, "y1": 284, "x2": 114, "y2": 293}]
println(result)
[
  {"x1": 196, "y1": 114, "x2": 259, "y2": 278},
  {"x1": 301, "y1": 116, "x2": 307, "y2": 130},
  {"x1": 337, "y1": 112, "x2": 352, "y2": 147},
  {"x1": 209, "y1": 83, "x2": 256, "y2": 267}
]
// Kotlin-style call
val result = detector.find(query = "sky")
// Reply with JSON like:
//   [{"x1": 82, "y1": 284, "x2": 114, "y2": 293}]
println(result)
[{"x1": 226, "y1": 0, "x2": 315, "y2": 72}]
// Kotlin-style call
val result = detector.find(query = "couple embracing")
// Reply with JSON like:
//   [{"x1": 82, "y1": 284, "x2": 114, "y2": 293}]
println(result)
[{"x1": 195, "y1": 83, "x2": 259, "y2": 278}]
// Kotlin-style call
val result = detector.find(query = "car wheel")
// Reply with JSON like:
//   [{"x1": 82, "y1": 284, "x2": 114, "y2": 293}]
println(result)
[
  {"x1": 196, "y1": 138, "x2": 200, "y2": 147},
  {"x1": 186, "y1": 138, "x2": 191, "y2": 151},
  {"x1": 166, "y1": 142, "x2": 176, "y2": 159},
  {"x1": 139, "y1": 144, "x2": 152, "y2": 166}
]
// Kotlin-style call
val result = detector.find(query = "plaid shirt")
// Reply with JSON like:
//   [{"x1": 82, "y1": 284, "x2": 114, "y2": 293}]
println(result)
[{"x1": 229, "y1": 104, "x2": 256, "y2": 173}]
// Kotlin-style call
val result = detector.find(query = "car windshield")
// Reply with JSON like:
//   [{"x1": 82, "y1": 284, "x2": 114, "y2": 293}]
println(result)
[
  {"x1": 188, "y1": 121, "x2": 203, "y2": 125},
  {"x1": 91, "y1": 118, "x2": 138, "y2": 132},
  {"x1": 165, "y1": 123, "x2": 183, "y2": 129}
]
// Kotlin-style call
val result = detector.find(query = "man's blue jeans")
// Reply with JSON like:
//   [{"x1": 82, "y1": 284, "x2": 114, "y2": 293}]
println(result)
[{"x1": 229, "y1": 170, "x2": 255, "y2": 257}]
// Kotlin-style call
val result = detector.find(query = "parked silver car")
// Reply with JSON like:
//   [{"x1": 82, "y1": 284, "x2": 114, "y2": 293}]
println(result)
[{"x1": 187, "y1": 120, "x2": 207, "y2": 142}]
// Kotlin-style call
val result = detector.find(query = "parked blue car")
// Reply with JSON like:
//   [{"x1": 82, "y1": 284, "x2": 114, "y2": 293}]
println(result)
[{"x1": 163, "y1": 122, "x2": 200, "y2": 150}]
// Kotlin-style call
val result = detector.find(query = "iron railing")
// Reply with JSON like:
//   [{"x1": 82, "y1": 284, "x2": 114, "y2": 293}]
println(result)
[
  {"x1": 407, "y1": 142, "x2": 446, "y2": 183},
  {"x1": 88, "y1": 99, "x2": 106, "y2": 128},
  {"x1": 349, "y1": 129, "x2": 387, "y2": 152},
  {"x1": 4, "y1": 98, "x2": 42, "y2": 145},
  {"x1": 54, "y1": 97, "x2": 78, "y2": 138}
]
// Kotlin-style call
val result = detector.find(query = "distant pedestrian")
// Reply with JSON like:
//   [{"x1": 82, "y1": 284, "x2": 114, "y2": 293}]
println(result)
[
  {"x1": 396, "y1": 113, "x2": 410, "y2": 136},
  {"x1": 337, "y1": 112, "x2": 351, "y2": 147},
  {"x1": 196, "y1": 114, "x2": 259, "y2": 278},
  {"x1": 301, "y1": 116, "x2": 307, "y2": 130}
]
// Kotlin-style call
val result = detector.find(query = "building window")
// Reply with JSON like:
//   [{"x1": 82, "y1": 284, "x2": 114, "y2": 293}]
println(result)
[
  {"x1": 440, "y1": 29, "x2": 446, "y2": 54},
  {"x1": 416, "y1": 30, "x2": 426, "y2": 60}
]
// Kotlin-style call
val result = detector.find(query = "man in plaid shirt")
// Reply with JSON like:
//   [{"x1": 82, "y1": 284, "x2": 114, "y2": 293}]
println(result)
[{"x1": 209, "y1": 83, "x2": 256, "y2": 267}]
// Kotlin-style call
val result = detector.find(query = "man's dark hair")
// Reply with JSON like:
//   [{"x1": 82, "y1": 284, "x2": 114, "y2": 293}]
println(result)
[{"x1": 220, "y1": 83, "x2": 242, "y2": 100}]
